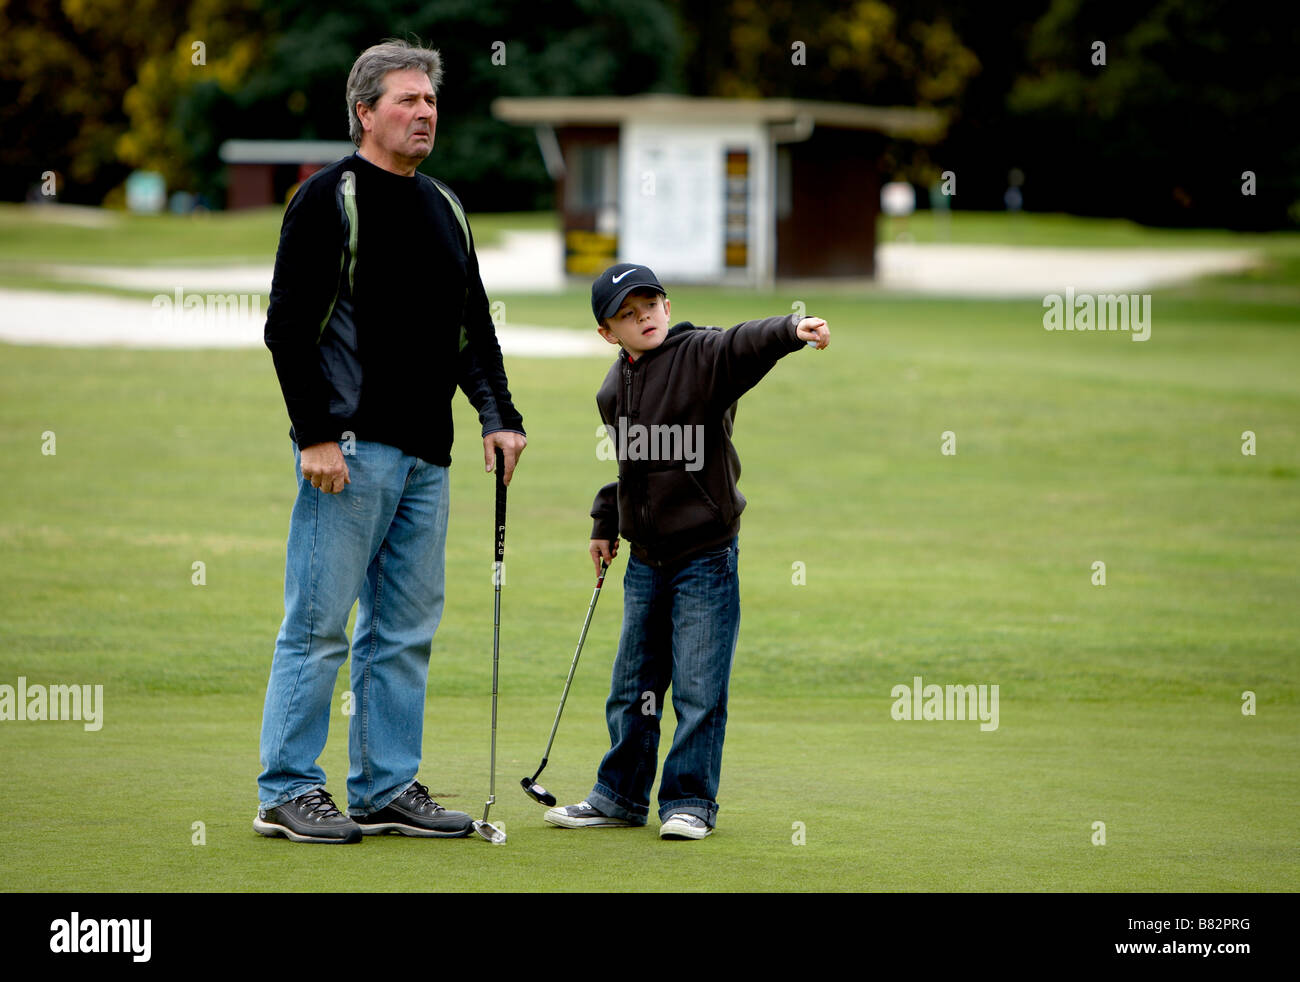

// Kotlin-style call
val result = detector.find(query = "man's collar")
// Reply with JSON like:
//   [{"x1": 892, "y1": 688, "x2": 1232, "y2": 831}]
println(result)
[{"x1": 351, "y1": 148, "x2": 419, "y2": 179}]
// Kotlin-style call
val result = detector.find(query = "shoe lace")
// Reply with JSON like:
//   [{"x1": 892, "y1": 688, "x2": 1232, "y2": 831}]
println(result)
[
  {"x1": 405, "y1": 781, "x2": 445, "y2": 813},
  {"x1": 299, "y1": 789, "x2": 343, "y2": 820}
]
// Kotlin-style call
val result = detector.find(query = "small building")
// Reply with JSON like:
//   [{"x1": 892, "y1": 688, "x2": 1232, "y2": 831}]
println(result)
[
  {"x1": 217, "y1": 140, "x2": 357, "y2": 210},
  {"x1": 492, "y1": 95, "x2": 945, "y2": 284}
]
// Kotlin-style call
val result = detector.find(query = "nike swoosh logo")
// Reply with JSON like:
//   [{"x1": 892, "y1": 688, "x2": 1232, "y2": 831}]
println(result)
[{"x1": 612, "y1": 269, "x2": 637, "y2": 283}]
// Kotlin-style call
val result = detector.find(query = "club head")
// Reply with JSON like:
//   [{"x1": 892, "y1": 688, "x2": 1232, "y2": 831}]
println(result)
[
  {"x1": 521, "y1": 777, "x2": 556, "y2": 807},
  {"x1": 473, "y1": 820, "x2": 506, "y2": 844}
]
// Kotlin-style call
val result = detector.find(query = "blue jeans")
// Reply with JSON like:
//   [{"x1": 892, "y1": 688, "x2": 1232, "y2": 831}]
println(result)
[
  {"x1": 587, "y1": 538, "x2": 740, "y2": 827},
  {"x1": 257, "y1": 439, "x2": 449, "y2": 815}
]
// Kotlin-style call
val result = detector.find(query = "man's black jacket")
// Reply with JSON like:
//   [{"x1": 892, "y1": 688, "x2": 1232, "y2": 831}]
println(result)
[{"x1": 264, "y1": 151, "x2": 523, "y2": 466}]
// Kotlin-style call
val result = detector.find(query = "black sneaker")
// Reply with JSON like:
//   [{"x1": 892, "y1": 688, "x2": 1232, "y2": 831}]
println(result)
[
  {"x1": 254, "y1": 788, "x2": 362, "y2": 844},
  {"x1": 352, "y1": 781, "x2": 474, "y2": 837}
]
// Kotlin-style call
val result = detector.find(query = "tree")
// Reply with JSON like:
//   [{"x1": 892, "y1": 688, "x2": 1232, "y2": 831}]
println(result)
[
  {"x1": 0, "y1": 0, "x2": 683, "y2": 208},
  {"x1": 1007, "y1": 0, "x2": 1300, "y2": 228},
  {"x1": 119, "y1": 0, "x2": 266, "y2": 194},
  {"x1": 0, "y1": 0, "x2": 188, "y2": 202},
  {"x1": 671, "y1": 0, "x2": 979, "y2": 186},
  {"x1": 184, "y1": 0, "x2": 685, "y2": 209}
]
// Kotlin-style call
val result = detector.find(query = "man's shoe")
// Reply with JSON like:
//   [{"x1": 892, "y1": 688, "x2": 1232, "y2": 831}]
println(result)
[
  {"x1": 351, "y1": 781, "x2": 474, "y2": 837},
  {"x1": 544, "y1": 800, "x2": 636, "y2": 828},
  {"x1": 254, "y1": 788, "x2": 362, "y2": 844},
  {"x1": 659, "y1": 813, "x2": 713, "y2": 839}
]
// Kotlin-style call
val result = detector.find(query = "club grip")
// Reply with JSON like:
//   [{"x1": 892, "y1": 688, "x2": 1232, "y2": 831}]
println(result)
[{"x1": 494, "y1": 448, "x2": 506, "y2": 564}]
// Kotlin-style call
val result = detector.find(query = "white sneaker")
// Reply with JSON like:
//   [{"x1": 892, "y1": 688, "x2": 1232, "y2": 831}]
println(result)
[
  {"x1": 659, "y1": 813, "x2": 713, "y2": 839},
  {"x1": 544, "y1": 800, "x2": 636, "y2": 828}
]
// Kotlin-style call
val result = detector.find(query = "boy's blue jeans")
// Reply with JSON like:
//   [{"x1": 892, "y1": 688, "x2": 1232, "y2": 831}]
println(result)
[
  {"x1": 257, "y1": 439, "x2": 449, "y2": 815},
  {"x1": 587, "y1": 537, "x2": 740, "y2": 827}
]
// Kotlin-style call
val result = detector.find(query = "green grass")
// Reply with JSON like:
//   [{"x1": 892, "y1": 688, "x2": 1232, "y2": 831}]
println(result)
[
  {"x1": 4, "y1": 201, "x2": 1294, "y2": 304},
  {"x1": 2, "y1": 200, "x2": 1286, "y2": 266},
  {"x1": 0, "y1": 203, "x2": 553, "y2": 268},
  {"x1": 0, "y1": 205, "x2": 557, "y2": 297},
  {"x1": 1, "y1": 259, "x2": 1297, "y2": 891},
  {"x1": 0, "y1": 204, "x2": 284, "y2": 266},
  {"x1": 879, "y1": 209, "x2": 1295, "y2": 249}
]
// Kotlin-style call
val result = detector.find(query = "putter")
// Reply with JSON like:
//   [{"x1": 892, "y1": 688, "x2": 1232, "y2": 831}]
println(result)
[
  {"x1": 473, "y1": 448, "x2": 508, "y2": 845},
  {"x1": 521, "y1": 558, "x2": 609, "y2": 806}
]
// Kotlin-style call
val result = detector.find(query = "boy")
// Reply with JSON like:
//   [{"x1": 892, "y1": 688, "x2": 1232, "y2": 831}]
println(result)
[{"x1": 544, "y1": 262, "x2": 829, "y2": 839}]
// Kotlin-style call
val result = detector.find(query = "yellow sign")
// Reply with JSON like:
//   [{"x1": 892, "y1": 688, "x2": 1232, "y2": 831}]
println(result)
[{"x1": 566, "y1": 230, "x2": 617, "y2": 276}]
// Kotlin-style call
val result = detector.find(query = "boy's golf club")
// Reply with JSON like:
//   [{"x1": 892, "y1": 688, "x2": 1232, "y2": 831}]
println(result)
[
  {"x1": 473, "y1": 448, "x2": 508, "y2": 845},
  {"x1": 521, "y1": 558, "x2": 609, "y2": 807}
]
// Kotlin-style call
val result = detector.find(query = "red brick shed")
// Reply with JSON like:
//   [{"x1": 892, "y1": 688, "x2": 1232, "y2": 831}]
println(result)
[{"x1": 217, "y1": 140, "x2": 358, "y2": 210}]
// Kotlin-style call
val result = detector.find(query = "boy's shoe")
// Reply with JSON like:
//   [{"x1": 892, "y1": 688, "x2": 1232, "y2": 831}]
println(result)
[
  {"x1": 544, "y1": 800, "x2": 636, "y2": 828},
  {"x1": 254, "y1": 788, "x2": 362, "y2": 844},
  {"x1": 351, "y1": 781, "x2": 474, "y2": 837},
  {"x1": 659, "y1": 813, "x2": 713, "y2": 839}
]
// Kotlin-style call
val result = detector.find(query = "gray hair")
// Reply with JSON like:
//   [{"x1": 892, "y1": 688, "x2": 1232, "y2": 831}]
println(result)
[{"x1": 346, "y1": 39, "x2": 443, "y2": 146}]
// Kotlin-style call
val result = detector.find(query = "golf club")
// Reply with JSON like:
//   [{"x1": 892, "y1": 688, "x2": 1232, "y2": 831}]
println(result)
[
  {"x1": 521, "y1": 558, "x2": 609, "y2": 806},
  {"x1": 473, "y1": 447, "x2": 508, "y2": 845}
]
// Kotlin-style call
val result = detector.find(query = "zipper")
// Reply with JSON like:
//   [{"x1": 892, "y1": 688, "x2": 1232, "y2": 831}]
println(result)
[{"x1": 622, "y1": 356, "x2": 652, "y2": 535}]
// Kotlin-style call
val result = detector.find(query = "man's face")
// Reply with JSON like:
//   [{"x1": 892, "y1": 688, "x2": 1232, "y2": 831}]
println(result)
[
  {"x1": 358, "y1": 68, "x2": 437, "y2": 166},
  {"x1": 598, "y1": 289, "x2": 671, "y2": 358}
]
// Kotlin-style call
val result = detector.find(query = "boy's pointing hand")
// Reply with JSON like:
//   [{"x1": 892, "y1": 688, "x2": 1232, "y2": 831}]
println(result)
[{"x1": 796, "y1": 317, "x2": 829, "y2": 350}]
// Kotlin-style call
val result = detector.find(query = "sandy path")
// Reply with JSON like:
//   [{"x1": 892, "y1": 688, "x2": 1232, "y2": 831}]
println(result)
[{"x1": 0, "y1": 235, "x2": 1260, "y2": 351}]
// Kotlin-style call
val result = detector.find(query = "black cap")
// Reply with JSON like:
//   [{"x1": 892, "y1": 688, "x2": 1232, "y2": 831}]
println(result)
[{"x1": 591, "y1": 263, "x2": 666, "y2": 324}]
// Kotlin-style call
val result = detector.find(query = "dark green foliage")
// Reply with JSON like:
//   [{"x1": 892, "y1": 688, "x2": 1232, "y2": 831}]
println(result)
[{"x1": 185, "y1": 0, "x2": 684, "y2": 209}]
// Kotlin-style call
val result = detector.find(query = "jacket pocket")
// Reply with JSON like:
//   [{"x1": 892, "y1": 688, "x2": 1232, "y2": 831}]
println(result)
[{"x1": 642, "y1": 467, "x2": 725, "y2": 539}]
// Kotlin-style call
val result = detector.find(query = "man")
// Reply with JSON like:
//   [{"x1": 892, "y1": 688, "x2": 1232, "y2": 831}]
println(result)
[{"x1": 254, "y1": 39, "x2": 526, "y2": 844}]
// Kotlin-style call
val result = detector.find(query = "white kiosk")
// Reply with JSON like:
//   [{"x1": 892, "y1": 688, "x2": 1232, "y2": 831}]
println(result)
[{"x1": 492, "y1": 96, "x2": 945, "y2": 284}]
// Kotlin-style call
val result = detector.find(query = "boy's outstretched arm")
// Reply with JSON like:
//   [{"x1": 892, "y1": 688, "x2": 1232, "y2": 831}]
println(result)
[{"x1": 706, "y1": 313, "x2": 831, "y2": 406}]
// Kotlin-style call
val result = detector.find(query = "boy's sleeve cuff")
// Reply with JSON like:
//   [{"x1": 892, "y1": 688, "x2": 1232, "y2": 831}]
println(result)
[{"x1": 787, "y1": 313, "x2": 804, "y2": 348}]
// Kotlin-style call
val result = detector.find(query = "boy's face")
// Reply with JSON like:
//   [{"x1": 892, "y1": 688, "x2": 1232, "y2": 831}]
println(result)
[{"x1": 598, "y1": 289, "x2": 671, "y2": 358}]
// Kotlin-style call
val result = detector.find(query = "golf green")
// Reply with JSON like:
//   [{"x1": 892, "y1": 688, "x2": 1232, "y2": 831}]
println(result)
[{"x1": 1, "y1": 272, "x2": 1296, "y2": 891}]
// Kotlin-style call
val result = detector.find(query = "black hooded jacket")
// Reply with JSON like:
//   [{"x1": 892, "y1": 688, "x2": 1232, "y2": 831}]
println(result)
[{"x1": 590, "y1": 314, "x2": 804, "y2": 565}]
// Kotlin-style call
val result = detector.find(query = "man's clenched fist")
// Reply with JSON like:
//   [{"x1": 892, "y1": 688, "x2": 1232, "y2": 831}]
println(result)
[{"x1": 301, "y1": 441, "x2": 351, "y2": 494}]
